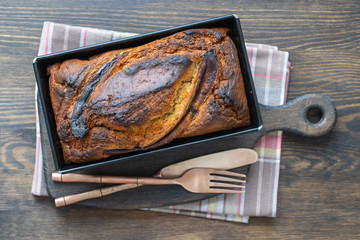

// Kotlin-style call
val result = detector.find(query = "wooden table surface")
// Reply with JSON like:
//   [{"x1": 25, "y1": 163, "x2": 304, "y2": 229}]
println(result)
[{"x1": 1, "y1": 0, "x2": 359, "y2": 239}]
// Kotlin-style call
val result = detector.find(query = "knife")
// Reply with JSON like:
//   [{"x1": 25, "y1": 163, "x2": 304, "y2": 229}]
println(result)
[{"x1": 53, "y1": 148, "x2": 258, "y2": 207}]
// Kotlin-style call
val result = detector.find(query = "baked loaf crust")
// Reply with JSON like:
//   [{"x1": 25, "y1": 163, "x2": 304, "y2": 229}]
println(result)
[{"x1": 48, "y1": 28, "x2": 250, "y2": 164}]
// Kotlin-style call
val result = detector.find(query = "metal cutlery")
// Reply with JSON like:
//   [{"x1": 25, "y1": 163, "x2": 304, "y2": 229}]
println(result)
[
  {"x1": 52, "y1": 148, "x2": 257, "y2": 207},
  {"x1": 53, "y1": 168, "x2": 246, "y2": 194}
]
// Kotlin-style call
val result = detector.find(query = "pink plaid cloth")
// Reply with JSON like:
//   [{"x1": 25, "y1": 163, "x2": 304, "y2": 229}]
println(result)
[{"x1": 32, "y1": 22, "x2": 290, "y2": 223}]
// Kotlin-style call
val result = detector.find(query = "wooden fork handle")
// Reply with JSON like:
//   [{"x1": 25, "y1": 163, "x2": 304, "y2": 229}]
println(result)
[{"x1": 54, "y1": 183, "x2": 138, "y2": 207}]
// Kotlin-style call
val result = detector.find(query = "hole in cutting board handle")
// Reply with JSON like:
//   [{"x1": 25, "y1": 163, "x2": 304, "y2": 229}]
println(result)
[
  {"x1": 306, "y1": 106, "x2": 324, "y2": 124},
  {"x1": 296, "y1": 94, "x2": 337, "y2": 137}
]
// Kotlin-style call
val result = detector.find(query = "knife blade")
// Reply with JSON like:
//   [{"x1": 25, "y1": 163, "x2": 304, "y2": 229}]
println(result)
[{"x1": 157, "y1": 148, "x2": 257, "y2": 178}]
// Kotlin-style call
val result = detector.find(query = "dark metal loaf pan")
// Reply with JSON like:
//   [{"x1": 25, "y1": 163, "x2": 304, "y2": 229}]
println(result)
[{"x1": 33, "y1": 14, "x2": 262, "y2": 175}]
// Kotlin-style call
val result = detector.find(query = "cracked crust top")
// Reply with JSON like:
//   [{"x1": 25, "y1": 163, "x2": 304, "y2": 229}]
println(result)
[{"x1": 48, "y1": 28, "x2": 250, "y2": 164}]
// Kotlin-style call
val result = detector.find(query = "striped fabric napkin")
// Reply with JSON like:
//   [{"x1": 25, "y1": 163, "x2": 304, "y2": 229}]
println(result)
[{"x1": 32, "y1": 22, "x2": 290, "y2": 223}]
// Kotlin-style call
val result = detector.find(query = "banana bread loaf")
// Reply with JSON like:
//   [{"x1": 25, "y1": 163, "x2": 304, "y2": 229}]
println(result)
[{"x1": 48, "y1": 28, "x2": 251, "y2": 164}]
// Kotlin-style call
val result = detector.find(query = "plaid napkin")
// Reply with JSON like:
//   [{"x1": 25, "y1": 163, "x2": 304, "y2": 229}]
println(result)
[{"x1": 32, "y1": 22, "x2": 290, "y2": 223}]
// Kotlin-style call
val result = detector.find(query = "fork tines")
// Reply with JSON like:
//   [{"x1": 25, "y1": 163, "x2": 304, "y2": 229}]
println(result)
[{"x1": 209, "y1": 170, "x2": 246, "y2": 193}]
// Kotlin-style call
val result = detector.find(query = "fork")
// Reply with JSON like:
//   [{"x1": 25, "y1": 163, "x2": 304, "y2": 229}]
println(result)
[{"x1": 52, "y1": 168, "x2": 246, "y2": 194}]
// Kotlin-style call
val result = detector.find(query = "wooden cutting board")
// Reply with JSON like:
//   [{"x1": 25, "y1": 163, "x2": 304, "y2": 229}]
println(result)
[{"x1": 41, "y1": 93, "x2": 336, "y2": 209}]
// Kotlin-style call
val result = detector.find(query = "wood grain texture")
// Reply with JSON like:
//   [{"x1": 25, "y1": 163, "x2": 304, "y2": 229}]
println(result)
[{"x1": 0, "y1": 0, "x2": 359, "y2": 239}]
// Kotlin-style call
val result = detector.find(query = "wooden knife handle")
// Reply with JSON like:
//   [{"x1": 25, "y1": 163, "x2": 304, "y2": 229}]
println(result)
[{"x1": 260, "y1": 93, "x2": 337, "y2": 137}]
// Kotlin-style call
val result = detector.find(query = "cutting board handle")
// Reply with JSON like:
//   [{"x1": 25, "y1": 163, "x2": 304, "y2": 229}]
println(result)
[{"x1": 260, "y1": 94, "x2": 337, "y2": 136}]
